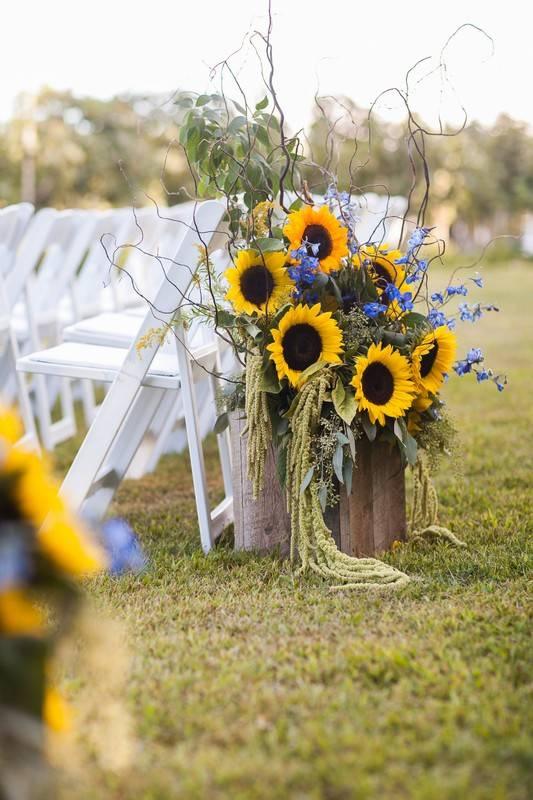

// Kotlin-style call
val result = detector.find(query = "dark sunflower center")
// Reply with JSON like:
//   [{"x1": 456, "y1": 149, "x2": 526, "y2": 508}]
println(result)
[
  {"x1": 420, "y1": 341, "x2": 439, "y2": 378},
  {"x1": 371, "y1": 260, "x2": 393, "y2": 291},
  {"x1": 303, "y1": 224, "x2": 333, "y2": 259},
  {"x1": 239, "y1": 264, "x2": 275, "y2": 307},
  {"x1": 362, "y1": 362, "x2": 395, "y2": 405},
  {"x1": 282, "y1": 324, "x2": 322, "y2": 371}
]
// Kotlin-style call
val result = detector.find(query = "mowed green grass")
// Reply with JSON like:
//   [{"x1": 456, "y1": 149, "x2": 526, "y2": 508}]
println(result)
[{"x1": 58, "y1": 263, "x2": 532, "y2": 800}]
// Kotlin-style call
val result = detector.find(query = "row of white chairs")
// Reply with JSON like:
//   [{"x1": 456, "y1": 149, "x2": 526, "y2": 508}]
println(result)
[{"x1": 1, "y1": 200, "x2": 235, "y2": 552}]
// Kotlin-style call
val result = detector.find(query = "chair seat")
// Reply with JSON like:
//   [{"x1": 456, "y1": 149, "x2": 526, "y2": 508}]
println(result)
[
  {"x1": 63, "y1": 312, "x2": 148, "y2": 347},
  {"x1": 17, "y1": 340, "x2": 217, "y2": 390}
]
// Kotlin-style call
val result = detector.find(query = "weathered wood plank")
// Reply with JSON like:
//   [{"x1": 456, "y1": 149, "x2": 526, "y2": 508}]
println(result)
[
  {"x1": 229, "y1": 411, "x2": 291, "y2": 555},
  {"x1": 231, "y1": 413, "x2": 405, "y2": 558}
]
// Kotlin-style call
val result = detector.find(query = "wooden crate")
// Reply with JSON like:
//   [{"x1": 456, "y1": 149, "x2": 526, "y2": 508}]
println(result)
[
  {"x1": 324, "y1": 438, "x2": 407, "y2": 556},
  {"x1": 230, "y1": 411, "x2": 291, "y2": 555},
  {"x1": 230, "y1": 415, "x2": 405, "y2": 558}
]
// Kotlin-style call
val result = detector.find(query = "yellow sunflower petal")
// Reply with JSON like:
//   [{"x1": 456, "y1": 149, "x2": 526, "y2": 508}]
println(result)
[
  {"x1": 0, "y1": 589, "x2": 44, "y2": 636},
  {"x1": 412, "y1": 326, "x2": 457, "y2": 394}
]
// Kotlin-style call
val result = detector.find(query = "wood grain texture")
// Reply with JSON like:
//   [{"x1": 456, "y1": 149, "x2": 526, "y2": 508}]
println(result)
[
  {"x1": 229, "y1": 411, "x2": 291, "y2": 555},
  {"x1": 338, "y1": 438, "x2": 406, "y2": 556},
  {"x1": 231, "y1": 414, "x2": 405, "y2": 558}
]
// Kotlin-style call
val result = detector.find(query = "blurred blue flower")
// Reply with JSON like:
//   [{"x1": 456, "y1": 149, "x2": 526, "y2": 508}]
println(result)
[
  {"x1": 471, "y1": 274, "x2": 484, "y2": 288},
  {"x1": 428, "y1": 309, "x2": 447, "y2": 328},
  {"x1": 383, "y1": 283, "x2": 401, "y2": 302},
  {"x1": 405, "y1": 260, "x2": 428, "y2": 284},
  {"x1": 407, "y1": 227, "x2": 431, "y2": 252},
  {"x1": 466, "y1": 347, "x2": 484, "y2": 364},
  {"x1": 363, "y1": 302, "x2": 388, "y2": 318},
  {"x1": 101, "y1": 518, "x2": 147, "y2": 575},
  {"x1": 447, "y1": 285, "x2": 468, "y2": 297},
  {"x1": 398, "y1": 291, "x2": 414, "y2": 312},
  {"x1": 431, "y1": 291, "x2": 445, "y2": 304},
  {"x1": 0, "y1": 535, "x2": 29, "y2": 591},
  {"x1": 476, "y1": 369, "x2": 490, "y2": 382}
]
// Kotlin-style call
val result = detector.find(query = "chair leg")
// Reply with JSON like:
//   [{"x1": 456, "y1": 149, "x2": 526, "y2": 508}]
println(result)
[
  {"x1": 210, "y1": 347, "x2": 233, "y2": 499},
  {"x1": 126, "y1": 389, "x2": 180, "y2": 479},
  {"x1": 77, "y1": 386, "x2": 166, "y2": 521},
  {"x1": 174, "y1": 334, "x2": 214, "y2": 554}
]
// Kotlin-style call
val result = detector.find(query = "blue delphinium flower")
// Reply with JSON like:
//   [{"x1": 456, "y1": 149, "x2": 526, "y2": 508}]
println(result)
[
  {"x1": 476, "y1": 368, "x2": 490, "y2": 382},
  {"x1": 431, "y1": 291, "x2": 445, "y2": 304},
  {"x1": 428, "y1": 309, "x2": 447, "y2": 328},
  {"x1": 407, "y1": 227, "x2": 431, "y2": 252},
  {"x1": 101, "y1": 518, "x2": 147, "y2": 575},
  {"x1": 383, "y1": 283, "x2": 401, "y2": 302},
  {"x1": 398, "y1": 291, "x2": 414, "y2": 312},
  {"x1": 446, "y1": 317, "x2": 457, "y2": 331},
  {"x1": 405, "y1": 260, "x2": 428, "y2": 284},
  {"x1": 471, "y1": 274, "x2": 484, "y2": 288},
  {"x1": 466, "y1": 347, "x2": 484, "y2": 363},
  {"x1": 447, "y1": 284, "x2": 468, "y2": 297},
  {"x1": 289, "y1": 245, "x2": 320, "y2": 299},
  {"x1": 363, "y1": 302, "x2": 388, "y2": 318}
]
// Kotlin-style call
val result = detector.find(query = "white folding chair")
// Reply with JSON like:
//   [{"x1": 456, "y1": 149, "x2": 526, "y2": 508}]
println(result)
[
  {"x1": 59, "y1": 202, "x2": 233, "y2": 476},
  {"x1": 18, "y1": 200, "x2": 233, "y2": 553},
  {"x1": 0, "y1": 203, "x2": 39, "y2": 447}
]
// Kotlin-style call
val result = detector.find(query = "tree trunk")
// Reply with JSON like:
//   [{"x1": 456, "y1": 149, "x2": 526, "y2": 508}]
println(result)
[
  {"x1": 230, "y1": 411, "x2": 291, "y2": 556},
  {"x1": 230, "y1": 415, "x2": 406, "y2": 558}
]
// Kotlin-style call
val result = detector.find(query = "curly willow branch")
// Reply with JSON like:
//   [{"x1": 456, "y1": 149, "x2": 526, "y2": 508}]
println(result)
[
  {"x1": 286, "y1": 370, "x2": 409, "y2": 591},
  {"x1": 409, "y1": 451, "x2": 466, "y2": 547},
  {"x1": 243, "y1": 352, "x2": 272, "y2": 499}
]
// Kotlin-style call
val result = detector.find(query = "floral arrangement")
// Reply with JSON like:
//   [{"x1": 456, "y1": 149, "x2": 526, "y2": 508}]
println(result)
[
  {"x1": 209, "y1": 186, "x2": 504, "y2": 587},
  {"x1": 0, "y1": 407, "x2": 145, "y2": 793},
  {"x1": 129, "y1": 23, "x2": 506, "y2": 590}
]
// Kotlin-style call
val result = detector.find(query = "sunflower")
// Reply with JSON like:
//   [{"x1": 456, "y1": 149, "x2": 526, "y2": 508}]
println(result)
[
  {"x1": 351, "y1": 342, "x2": 415, "y2": 426},
  {"x1": 267, "y1": 303, "x2": 343, "y2": 387},
  {"x1": 283, "y1": 205, "x2": 348, "y2": 274},
  {"x1": 225, "y1": 249, "x2": 294, "y2": 316},
  {"x1": 412, "y1": 325, "x2": 457, "y2": 394},
  {"x1": 353, "y1": 244, "x2": 405, "y2": 295}
]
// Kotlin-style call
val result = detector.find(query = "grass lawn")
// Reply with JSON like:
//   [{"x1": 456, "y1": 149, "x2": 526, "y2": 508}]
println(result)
[{"x1": 57, "y1": 263, "x2": 532, "y2": 800}]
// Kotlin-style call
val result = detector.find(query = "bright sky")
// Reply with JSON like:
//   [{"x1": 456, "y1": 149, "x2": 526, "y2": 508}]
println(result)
[{"x1": 2, "y1": 0, "x2": 532, "y2": 129}]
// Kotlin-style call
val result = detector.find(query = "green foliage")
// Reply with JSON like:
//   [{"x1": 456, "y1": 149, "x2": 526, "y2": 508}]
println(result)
[{"x1": 176, "y1": 92, "x2": 303, "y2": 236}]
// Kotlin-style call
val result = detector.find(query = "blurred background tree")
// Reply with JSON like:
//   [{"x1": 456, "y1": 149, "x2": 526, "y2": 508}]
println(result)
[
  {"x1": 0, "y1": 88, "x2": 532, "y2": 252},
  {"x1": 0, "y1": 88, "x2": 192, "y2": 208}
]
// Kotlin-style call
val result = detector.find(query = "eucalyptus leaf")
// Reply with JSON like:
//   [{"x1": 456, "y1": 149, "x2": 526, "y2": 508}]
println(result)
[
  {"x1": 335, "y1": 432, "x2": 350, "y2": 446},
  {"x1": 402, "y1": 312, "x2": 429, "y2": 329},
  {"x1": 300, "y1": 466, "x2": 315, "y2": 495},
  {"x1": 255, "y1": 96, "x2": 269, "y2": 111},
  {"x1": 332, "y1": 379, "x2": 357, "y2": 425},
  {"x1": 318, "y1": 485, "x2": 328, "y2": 512},
  {"x1": 333, "y1": 443, "x2": 344, "y2": 484},
  {"x1": 253, "y1": 237, "x2": 285, "y2": 252},
  {"x1": 346, "y1": 426, "x2": 357, "y2": 461},
  {"x1": 405, "y1": 432, "x2": 418, "y2": 465},
  {"x1": 343, "y1": 457, "x2": 353, "y2": 495},
  {"x1": 361, "y1": 414, "x2": 377, "y2": 442},
  {"x1": 393, "y1": 419, "x2": 405, "y2": 443},
  {"x1": 245, "y1": 323, "x2": 262, "y2": 339},
  {"x1": 214, "y1": 412, "x2": 229, "y2": 434}
]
